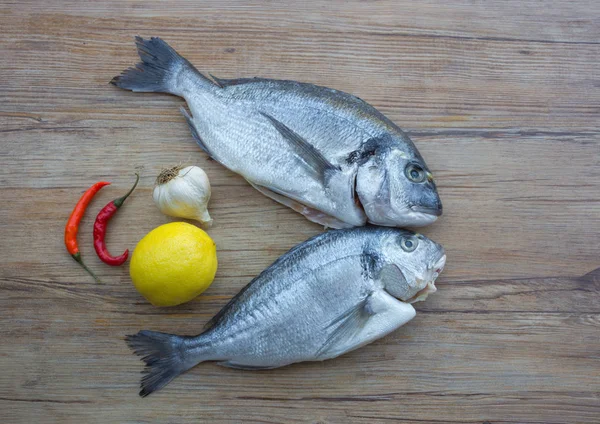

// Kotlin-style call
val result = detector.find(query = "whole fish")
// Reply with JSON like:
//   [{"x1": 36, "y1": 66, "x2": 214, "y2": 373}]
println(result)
[
  {"x1": 126, "y1": 227, "x2": 446, "y2": 396},
  {"x1": 112, "y1": 37, "x2": 443, "y2": 228}
]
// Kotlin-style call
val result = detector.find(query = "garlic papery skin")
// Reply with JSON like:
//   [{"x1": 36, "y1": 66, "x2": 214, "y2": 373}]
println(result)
[{"x1": 153, "y1": 165, "x2": 213, "y2": 227}]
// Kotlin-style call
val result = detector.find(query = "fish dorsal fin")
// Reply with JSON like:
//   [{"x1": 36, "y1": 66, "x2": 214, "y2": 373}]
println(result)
[
  {"x1": 209, "y1": 74, "x2": 269, "y2": 88},
  {"x1": 317, "y1": 294, "x2": 375, "y2": 357},
  {"x1": 203, "y1": 276, "x2": 258, "y2": 330},
  {"x1": 208, "y1": 74, "x2": 224, "y2": 88},
  {"x1": 260, "y1": 111, "x2": 340, "y2": 180}
]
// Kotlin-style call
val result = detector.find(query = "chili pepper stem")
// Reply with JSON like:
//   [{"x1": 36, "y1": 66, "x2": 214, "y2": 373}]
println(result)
[
  {"x1": 113, "y1": 173, "x2": 140, "y2": 208},
  {"x1": 71, "y1": 253, "x2": 101, "y2": 283}
]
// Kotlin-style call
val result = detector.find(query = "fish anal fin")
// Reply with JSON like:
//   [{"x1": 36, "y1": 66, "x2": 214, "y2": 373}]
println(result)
[
  {"x1": 217, "y1": 361, "x2": 277, "y2": 370},
  {"x1": 180, "y1": 107, "x2": 212, "y2": 156},
  {"x1": 247, "y1": 180, "x2": 353, "y2": 229},
  {"x1": 259, "y1": 112, "x2": 339, "y2": 181}
]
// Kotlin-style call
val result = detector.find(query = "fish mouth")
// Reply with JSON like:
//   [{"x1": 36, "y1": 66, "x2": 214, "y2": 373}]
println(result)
[
  {"x1": 406, "y1": 254, "x2": 446, "y2": 304},
  {"x1": 410, "y1": 204, "x2": 443, "y2": 217},
  {"x1": 432, "y1": 254, "x2": 447, "y2": 275}
]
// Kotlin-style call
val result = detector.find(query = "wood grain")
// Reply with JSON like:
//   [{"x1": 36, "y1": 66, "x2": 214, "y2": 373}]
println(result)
[{"x1": 1, "y1": 1, "x2": 599, "y2": 423}]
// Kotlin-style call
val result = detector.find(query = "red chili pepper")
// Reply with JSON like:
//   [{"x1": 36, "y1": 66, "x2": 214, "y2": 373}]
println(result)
[
  {"x1": 65, "y1": 181, "x2": 111, "y2": 281},
  {"x1": 93, "y1": 173, "x2": 139, "y2": 266}
]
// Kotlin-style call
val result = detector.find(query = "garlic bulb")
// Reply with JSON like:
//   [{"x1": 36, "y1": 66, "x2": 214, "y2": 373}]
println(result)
[{"x1": 153, "y1": 165, "x2": 213, "y2": 227}]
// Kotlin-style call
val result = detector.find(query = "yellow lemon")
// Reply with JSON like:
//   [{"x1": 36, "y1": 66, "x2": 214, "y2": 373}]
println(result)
[{"x1": 130, "y1": 222, "x2": 217, "y2": 307}]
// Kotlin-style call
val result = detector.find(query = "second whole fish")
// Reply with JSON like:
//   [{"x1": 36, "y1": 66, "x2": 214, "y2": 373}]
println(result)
[
  {"x1": 126, "y1": 226, "x2": 446, "y2": 396},
  {"x1": 112, "y1": 37, "x2": 443, "y2": 228}
]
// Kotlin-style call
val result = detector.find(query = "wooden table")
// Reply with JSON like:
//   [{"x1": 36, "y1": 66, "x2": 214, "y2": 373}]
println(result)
[{"x1": 2, "y1": 1, "x2": 599, "y2": 423}]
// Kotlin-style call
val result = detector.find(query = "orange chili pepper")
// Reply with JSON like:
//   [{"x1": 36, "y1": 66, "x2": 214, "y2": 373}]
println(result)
[{"x1": 65, "y1": 181, "x2": 110, "y2": 281}]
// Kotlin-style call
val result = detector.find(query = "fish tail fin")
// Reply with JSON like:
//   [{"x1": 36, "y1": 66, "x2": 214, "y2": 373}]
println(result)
[
  {"x1": 111, "y1": 36, "x2": 216, "y2": 96},
  {"x1": 125, "y1": 330, "x2": 204, "y2": 397}
]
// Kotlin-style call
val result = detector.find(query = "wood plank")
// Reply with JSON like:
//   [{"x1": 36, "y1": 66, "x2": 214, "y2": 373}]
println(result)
[
  {"x1": 3, "y1": 124, "x2": 600, "y2": 281},
  {"x1": 1, "y1": 0, "x2": 599, "y2": 423},
  {"x1": 1, "y1": 271, "x2": 598, "y2": 423},
  {"x1": 2, "y1": 0, "x2": 599, "y2": 43},
  {"x1": 2, "y1": 25, "x2": 599, "y2": 130}
]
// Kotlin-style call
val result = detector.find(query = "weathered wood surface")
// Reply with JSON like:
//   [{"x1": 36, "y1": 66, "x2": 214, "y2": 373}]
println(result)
[{"x1": 1, "y1": 1, "x2": 599, "y2": 423}]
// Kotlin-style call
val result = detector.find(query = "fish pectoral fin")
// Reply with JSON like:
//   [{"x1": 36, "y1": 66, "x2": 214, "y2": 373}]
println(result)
[
  {"x1": 259, "y1": 111, "x2": 340, "y2": 181},
  {"x1": 180, "y1": 107, "x2": 213, "y2": 157},
  {"x1": 318, "y1": 291, "x2": 417, "y2": 360},
  {"x1": 317, "y1": 294, "x2": 376, "y2": 357},
  {"x1": 217, "y1": 361, "x2": 278, "y2": 370},
  {"x1": 247, "y1": 180, "x2": 353, "y2": 229}
]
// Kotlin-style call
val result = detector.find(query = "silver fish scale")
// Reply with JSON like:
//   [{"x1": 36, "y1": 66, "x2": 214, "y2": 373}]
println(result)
[
  {"x1": 205, "y1": 228, "x2": 369, "y2": 333},
  {"x1": 113, "y1": 37, "x2": 442, "y2": 228},
  {"x1": 125, "y1": 225, "x2": 443, "y2": 395},
  {"x1": 187, "y1": 87, "x2": 365, "y2": 223},
  {"x1": 116, "y1": 38, "x2": 446, "y2": 396},
  {"x1": 192, "y1": 226, "x2": 440, "y2": 368},
  {"x1": 214, "y1": 78, "x2": 408, "y2": 159},
  {"x1": 183, "y1": 72, "x2": 437, "y2": 227},
  {"x1": 202, "y1": 230, "x2": 375, "y2": 365}
]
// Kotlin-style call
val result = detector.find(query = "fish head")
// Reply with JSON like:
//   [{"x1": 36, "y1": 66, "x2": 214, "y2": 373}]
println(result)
[
  {"x1": 381, "y1": 230, "x2": 446, "y2": 303},
  {"x1": 356, "y1": 146, "x2": 442, "y2": 227}
]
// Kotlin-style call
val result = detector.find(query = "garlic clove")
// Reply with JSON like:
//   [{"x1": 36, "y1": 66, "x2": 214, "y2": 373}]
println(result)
[{"x1": 198, "y1": 209, "x2": 213, "y2": 228}]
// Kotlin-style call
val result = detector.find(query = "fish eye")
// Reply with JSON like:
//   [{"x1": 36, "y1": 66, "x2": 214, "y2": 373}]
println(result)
[
  {"x1": 400, "y1": 236, "x2": 418, "y2": 252},
  {"x1": 405, "y1": 164, "x2": 426, "y2": 183}
]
